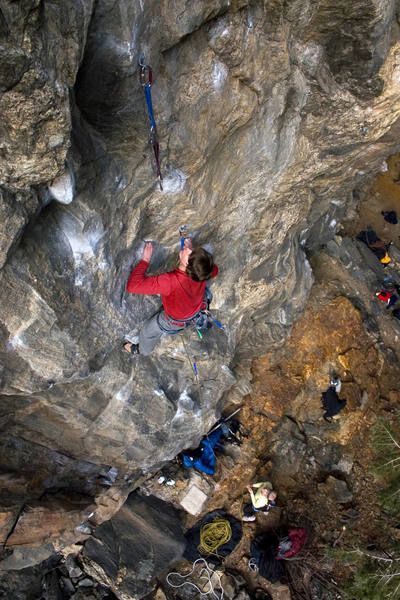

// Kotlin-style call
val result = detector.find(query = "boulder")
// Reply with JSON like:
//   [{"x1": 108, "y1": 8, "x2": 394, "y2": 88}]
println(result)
[
  {"x1": 82, "y1": 493, "x2": 185, "y2": 599},
  {"x1": 318, "y1": 476, "x2": 353, "y2": 504}
]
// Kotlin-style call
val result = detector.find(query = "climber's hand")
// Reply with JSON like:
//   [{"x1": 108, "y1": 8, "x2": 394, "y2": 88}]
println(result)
[
  {"x1": 142, "y1": 241, "x2": 154, "y2": 263},
  {"x1": 184, "y1": 238, "x2": 193, "y2": 250}
]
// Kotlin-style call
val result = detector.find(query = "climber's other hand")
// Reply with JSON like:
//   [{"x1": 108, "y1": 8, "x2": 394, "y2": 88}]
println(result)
[{"x1": 142, "y1": 241, "x2": 154, "y2": 262}]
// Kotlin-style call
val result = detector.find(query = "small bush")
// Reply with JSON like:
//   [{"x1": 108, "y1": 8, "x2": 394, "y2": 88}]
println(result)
[
  {"x1": 338, "y1": 417, "x2": 400, "y2": 600},
  {"x1": 372, "y1": 418, "x2": 400, "y2": 517}
]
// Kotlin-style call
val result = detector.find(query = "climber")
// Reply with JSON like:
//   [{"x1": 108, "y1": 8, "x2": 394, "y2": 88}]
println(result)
[
  {"x1": 242, "y1": 481, "x2": 277, "y2": 522},
  {"x1": 377, "y1": 277, "x2": 400, "y2": 309},
  {"x1": 321, "y1": 376, "x2": 346, "y2": 422},
  {"x1": 357, "y1": 227, "x2": 392, "y2": 265},
  {"x1": 376, "y1": 288, "x2": 398, "y2": 309},
  {"x1": 124, "y1": 239, "x2": 218, "y2": 356}
]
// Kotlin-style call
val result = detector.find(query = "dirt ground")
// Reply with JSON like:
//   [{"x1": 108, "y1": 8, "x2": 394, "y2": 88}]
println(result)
[
  {"x1": 346, "y1": 153, "x2": 400, "y2": 244},
  {"x1": 153, "y1": 292, "x2": 400, "y2": 600}
]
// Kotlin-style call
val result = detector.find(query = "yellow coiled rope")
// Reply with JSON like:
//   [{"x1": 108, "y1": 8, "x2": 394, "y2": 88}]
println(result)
[{"x1": 198, "y1": 517, "x2": 232, "y2": 557}]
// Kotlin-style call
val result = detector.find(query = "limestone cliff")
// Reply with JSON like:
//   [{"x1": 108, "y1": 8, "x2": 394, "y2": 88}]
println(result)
[{"x1": 1, "y1": 0, "x2": 400, "y2": 596}]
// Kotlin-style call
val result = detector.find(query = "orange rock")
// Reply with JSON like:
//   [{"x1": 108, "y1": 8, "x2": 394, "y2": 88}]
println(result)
[
  {"x1": 6, "y1": 494, "x2": 94, "y2": 547},
  {"x1": 0, "y1": 507, "x2": 20, "y2": 545}
]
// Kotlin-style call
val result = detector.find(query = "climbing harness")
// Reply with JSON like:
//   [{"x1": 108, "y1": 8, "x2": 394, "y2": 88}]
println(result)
[
  {"x1": 198, "y1": 517, "x2": 232, "y2": 558},
  {"x1": 162, "y1": 305, "x2": 223, "y2": 336},
  {"x1": 139, "y1": 54, "x2": 163, "y2": 190},
  {"x1": 167, "y1": 558, "x2": 225, "y2": 600}
]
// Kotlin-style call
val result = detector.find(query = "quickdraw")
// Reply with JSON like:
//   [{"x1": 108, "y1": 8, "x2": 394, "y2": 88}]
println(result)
[
  {"x1": 139, "y1": 54, "x2": 163, "y2": 191},
  {"x1": 179, "y1": 224, "x2": 188, "y2": 250}
]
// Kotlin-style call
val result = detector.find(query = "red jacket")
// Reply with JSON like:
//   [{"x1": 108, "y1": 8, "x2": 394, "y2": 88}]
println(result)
[{"x1": 127, "y1": 260, "x2": 218, "y2": 320}]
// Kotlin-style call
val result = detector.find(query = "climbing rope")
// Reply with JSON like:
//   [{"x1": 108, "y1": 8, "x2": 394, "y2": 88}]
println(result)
[
  {"x1": 166, "y1": 558, "x2": 225, "y2": 600},
  {"x1": 139, "y1": 54, "x2": 163, "y2": 190},
  {"x1": 248, "y1": 557, "x2": 259, "y2": 572},
  {"x1": 198, "y1": 517, "x2": 232, "y2": 557},
  {"x1": 180, "y1": 333, "x2": 197, "y2": 378},
  {"x1": 181, "y1": 332, "x2": 203, "y2": 406}
]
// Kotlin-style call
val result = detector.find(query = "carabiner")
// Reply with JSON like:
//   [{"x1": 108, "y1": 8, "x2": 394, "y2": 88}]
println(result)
[{"x1": 139, "y1": 54, "x2": 152, "y2": 87}]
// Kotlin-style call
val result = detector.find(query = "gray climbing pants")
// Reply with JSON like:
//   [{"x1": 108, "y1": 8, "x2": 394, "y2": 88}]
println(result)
[{"x1": 139, "y1": 310, "x2": 185, "y2": 356}]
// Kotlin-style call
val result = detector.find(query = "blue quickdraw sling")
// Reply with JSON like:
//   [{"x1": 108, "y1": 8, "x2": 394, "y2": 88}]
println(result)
[{"x1": 139, "y1": 54, "x2": 163, "y2": 190}]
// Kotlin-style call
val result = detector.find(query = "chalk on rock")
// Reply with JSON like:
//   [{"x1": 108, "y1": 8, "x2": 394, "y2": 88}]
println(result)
[
  {"x1": 49, "y1": 171, "x2": 74, "y2": 205},
  {"x1": 180, "y1": 484, "x2": 207, "y2": 515},
  {"x1": 107, "y1": 466, "x2": 118, "y2": 482},
  {"x1": 76, "y1": 523, "x2": 92, "y2": 535},
  {"x1": 161, "y1": 168, "x2": 188, "y2": 194}
]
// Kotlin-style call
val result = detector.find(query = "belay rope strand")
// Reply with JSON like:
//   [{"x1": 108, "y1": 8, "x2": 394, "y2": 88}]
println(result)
[
  {"x1": 166, "y1": 558, "x2": 225, "y2": 600},
  {"x1": 181, "y1": 333, "x2": 203, "y2": 406},
  {"x1": 139, "y1": 54, "x2": 163, "y2": 190},
  {"x1": 198, "y1": 517, "x2": 232, "y2": 557}
]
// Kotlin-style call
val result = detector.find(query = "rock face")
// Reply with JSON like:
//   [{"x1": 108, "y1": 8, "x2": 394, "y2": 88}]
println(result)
[
  {"x1": 0, "y1": 0, "x2": 94, "y2": 268},
  {"x1": 82, "y1": 492, "x2": 185, "y2": 599},
  {"x1": 1, "y1": 0, "x2": 400, "y2": 588}
]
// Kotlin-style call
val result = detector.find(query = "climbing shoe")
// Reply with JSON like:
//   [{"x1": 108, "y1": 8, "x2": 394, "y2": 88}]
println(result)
[{"x1": 123, "y1": 342, "x2": 139, "y2": 355}]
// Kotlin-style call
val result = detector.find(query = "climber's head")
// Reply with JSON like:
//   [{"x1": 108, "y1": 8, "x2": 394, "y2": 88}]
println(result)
[{"x1": 186, "y1": 247, "x2": 214, "y2": 281}]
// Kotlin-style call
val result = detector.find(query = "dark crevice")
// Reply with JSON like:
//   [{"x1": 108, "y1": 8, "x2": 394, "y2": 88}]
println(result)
[{"x1": 2, "y1": 503, "x2": 25, "y2": 549}]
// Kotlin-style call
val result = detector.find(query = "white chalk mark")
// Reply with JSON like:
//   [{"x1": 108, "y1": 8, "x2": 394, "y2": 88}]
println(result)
[{"x1": 212, "y1": 61, "x2": 228, "y2": 93}]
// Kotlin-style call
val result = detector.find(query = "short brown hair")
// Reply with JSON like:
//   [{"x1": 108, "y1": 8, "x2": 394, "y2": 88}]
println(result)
[{"x1": 186, "y1": 248, "x2": 214, "y2": 282}]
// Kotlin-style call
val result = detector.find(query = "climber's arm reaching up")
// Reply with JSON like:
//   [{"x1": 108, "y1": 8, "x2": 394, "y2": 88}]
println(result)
[{"x1": 126, "y1": 242, "x2": 172, "y2": 296}]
